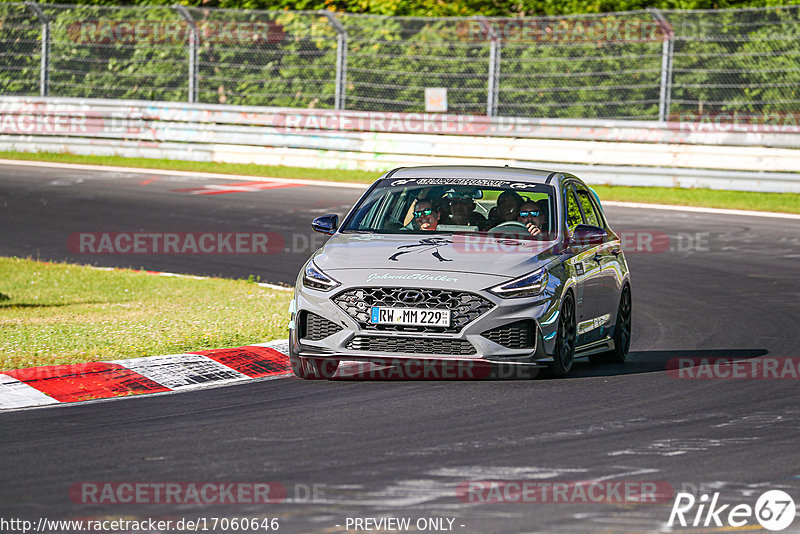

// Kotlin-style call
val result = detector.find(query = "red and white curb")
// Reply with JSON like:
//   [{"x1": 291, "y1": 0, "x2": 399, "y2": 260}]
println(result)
[{"x1": 0, "y1": 340, "x2": 292, "y2": 411}]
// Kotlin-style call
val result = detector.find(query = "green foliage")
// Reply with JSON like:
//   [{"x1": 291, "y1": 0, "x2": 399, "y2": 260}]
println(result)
[
  {"x1": 2, "y1": 2, "x2": 799, "y2": 119},
  {"x1": 24, "y1": 0, "x2": 800, "y2": 16},
  {"x1": 0, "y1": 4, "x2": 42, "y2": 95}
]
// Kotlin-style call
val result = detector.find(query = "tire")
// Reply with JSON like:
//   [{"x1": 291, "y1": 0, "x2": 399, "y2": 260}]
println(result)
[
  {"x1": 590, "y1": 284, "x2": 632, "y2": 364},
  {"x1": 551, "y1": 292, "x2": 577, "y2": 377},
  {"x1": 289, "y1": 342, "x2": 340, "y2": 379}
]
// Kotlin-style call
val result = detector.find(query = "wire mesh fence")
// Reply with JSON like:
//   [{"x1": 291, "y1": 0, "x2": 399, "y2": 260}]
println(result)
[
  {"x1": 0, "y1": 3, "x2": 43, "y2": 96},
  {"x1": 668, "y1": 7, "x2": 800, "y2": 118},
  {"x1": 1, "y1": 3, "x2": 799, "y2": 120}
]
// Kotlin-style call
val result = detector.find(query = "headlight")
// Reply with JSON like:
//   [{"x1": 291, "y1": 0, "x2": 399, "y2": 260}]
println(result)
[
  {"x1": 302, "y1": 261, "x2": 340, "y2": 291},
  {"x1": 488, "y1": 267, "x2": 548, "y2": 298}
]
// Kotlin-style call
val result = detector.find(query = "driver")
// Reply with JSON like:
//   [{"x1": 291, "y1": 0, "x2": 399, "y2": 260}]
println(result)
[{"x1": 487, "y1": 190, "x2": 523, "y2": 228}]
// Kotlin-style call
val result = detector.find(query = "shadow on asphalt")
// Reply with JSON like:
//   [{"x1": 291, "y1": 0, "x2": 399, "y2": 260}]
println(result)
[
  {"x1": 564, "y1": 348, "x2": 770, "y2": 379},
  {"x1": 326, "y1": 348, "x2": 769, "y2": 381}
]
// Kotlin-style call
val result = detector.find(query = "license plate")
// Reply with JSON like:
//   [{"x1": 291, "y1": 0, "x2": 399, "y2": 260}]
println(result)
[{"x1": 370, "y1": 306, "x2": 450, "y2": 327}]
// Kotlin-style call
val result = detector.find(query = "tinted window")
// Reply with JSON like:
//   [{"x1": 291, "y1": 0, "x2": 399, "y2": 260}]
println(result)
[
  {"x1": 342, "y1": 178, "x2": 556, "y2": 239},
  {"x1": 576, "y1": 189, "x2": 601, "y2": 227},
  {"x1": 565, "y1": 186, "x2": 583, "y2": 232}
]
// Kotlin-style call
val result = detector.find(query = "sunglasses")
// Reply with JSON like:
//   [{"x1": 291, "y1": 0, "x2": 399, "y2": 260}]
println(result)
[
  {"x1": 519, "y1": 210, "x2": 541, "y2": 217},
  {"x1": 413, "y1": 208, "x2": 434, "y2": 218}
]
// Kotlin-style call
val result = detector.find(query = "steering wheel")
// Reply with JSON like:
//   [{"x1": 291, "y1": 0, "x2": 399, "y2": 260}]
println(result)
[{"x1": 489, "y1": 221, "x2": 529, "y2": 232}]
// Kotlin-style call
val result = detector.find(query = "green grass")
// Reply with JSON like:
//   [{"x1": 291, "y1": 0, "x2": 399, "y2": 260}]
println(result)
[
  {"x1": 590, "y1": 185, "x2": 800, "y2": 214},
  {"x1": 0, "y1": 150, "x2": 378, "y2": 184},
  {"x1": 0, "y1": 257, "x2": 292, "y2": 371},
  {"x1": 1, "y1": 150, "x2": 798, "y2": 214}
]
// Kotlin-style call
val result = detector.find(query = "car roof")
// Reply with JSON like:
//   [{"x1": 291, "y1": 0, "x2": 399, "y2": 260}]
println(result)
[{"x1": 386, "y1": 165, "x2": 557, "y2": 184}]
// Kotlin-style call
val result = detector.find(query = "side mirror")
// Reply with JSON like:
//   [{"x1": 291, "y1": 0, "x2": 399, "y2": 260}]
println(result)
[
  {"x1": 571, "y1": 224, "x2": 606, "y2": 247},
  {"x1": 311, "y1": 214, "x2": 338, "y2": 235}
]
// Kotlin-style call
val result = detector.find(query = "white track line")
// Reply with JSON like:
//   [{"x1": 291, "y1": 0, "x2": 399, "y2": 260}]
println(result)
[
  {"x1": 2, "y1": 159, "x2": 796, "y2": 218},
  {"x1": 0, "y1": 158, "x2": 367, "y2": 189},
  {"x1": 603, "y1": 201, "x2": 800, "y2": 220}
]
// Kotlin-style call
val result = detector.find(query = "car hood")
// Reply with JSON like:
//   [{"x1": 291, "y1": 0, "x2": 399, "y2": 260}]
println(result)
[{"x1": 314, "y1": 233, "x2": 560, "y2": 284}]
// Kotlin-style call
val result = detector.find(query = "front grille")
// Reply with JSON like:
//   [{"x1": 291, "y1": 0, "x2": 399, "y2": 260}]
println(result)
[
  {"x1": 347, "y1": 335, "x2": 476, "y2": 355},
  {"x1": 481, "y1": 320, "x2": 536, "y2": 349},
  {"x1": 300, "y1": 312, "x2": 343, "y2": 341},
  {"x1": 333, "y1": 287, "x2": 494, "y2": 333}
]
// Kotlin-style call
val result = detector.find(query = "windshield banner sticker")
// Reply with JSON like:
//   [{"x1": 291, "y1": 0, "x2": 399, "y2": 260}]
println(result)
[{"x1": 388, "y1": 178, "x2": 542, "y2": 189}]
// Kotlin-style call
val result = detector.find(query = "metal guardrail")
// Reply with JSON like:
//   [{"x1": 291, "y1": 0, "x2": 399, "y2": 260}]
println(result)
[{"x1": 1, "y1": 97, "x2": 798, "y2": 193}]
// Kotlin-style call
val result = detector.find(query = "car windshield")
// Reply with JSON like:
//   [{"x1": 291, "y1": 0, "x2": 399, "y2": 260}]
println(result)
[{"x1": 342, "y1": 177, "x2": 557, "y2": 239}]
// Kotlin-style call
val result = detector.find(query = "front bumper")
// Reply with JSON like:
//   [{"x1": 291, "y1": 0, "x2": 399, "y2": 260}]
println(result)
[{"x1": 290, "y1": 281, "x2": 561, "y2": 364}]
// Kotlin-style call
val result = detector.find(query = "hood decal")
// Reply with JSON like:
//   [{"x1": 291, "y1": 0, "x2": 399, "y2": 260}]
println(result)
[
  {"x1": 366, "y1": 272, "x2": 460, "y2": 283},
  {"x1": 389, "y1": 237, "x2": 453, "y2": 263}
]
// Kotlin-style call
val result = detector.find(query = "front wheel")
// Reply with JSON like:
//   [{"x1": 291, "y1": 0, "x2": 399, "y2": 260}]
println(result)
[
  {"x1": 590, "y1": 284, "x2": 631, "y2": 364},
  {"x1": 550, "y1": 292, "x2": 577, "y2": 377},
  {"x1": 289, "y1": 341, "x2": 340, "y2": 379}
]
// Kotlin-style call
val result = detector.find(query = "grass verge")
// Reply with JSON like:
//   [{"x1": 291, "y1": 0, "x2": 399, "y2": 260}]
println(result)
[
  {"x1": 590, "y1": 185, "x2": 799, "y2": 214},
  {"x1": 0, "y1": 257, "x2": 291, "y2": 371},
  {"x1": 1, "y1": 150, "x2": 798, "y2": 214},
  {"x1": 0, "y1": 150, "x2": 378, "y2": 184}
]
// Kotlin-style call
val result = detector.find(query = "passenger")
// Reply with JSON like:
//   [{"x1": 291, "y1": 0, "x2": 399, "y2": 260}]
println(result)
[
  {"x1": 487, "y1": 190, "x2": 523, "y2": 228},
  {"x1": 412, "y1": 199, "x2": 440, "y2": 231},
  {"x1": 518, "y1": 200, "x2": 548, "y2": 237},
  {"x1": 444, "y1": 194, "x2": 488, "y2": 229}
]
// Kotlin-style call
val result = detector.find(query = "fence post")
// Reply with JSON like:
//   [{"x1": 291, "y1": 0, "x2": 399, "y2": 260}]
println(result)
[
  {"x1": 649, "y1": 8, "x2": 674, "y2": 122},
  {"x1": 25, "y1": 2, "x2": 49, "y2": 97},
  {"x1": 175, "y1": 5, "x2": 198, "y2": 104},
  {"x1": 322, "y1": 11, "x2": 347, "y2": 111},
  {"x1": 476, "y1": 17, "x2": 501, "y2": 117}
]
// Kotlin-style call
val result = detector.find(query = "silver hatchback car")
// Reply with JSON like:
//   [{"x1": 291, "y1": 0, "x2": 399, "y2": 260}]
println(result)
[{"x1": 289, "y1": 165, "x2": 631, "y2": 379}]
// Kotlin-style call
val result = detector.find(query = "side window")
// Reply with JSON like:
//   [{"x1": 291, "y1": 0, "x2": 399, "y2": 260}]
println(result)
[
  {"x1": 358, "y1": 191, "x2": 399, "y2": 229},
  {"x1": 588, "y1": 189, "x2": 608, "y2": 228},
  {"x1": 564, "y1": 185, "x2": 583, "y2": 232},
  {"x1": 353, "y1": 199, "x2": 380, "y2": 230},
  {"x1": 576, "y1": 189, "x2": 600, "y2": 227}
]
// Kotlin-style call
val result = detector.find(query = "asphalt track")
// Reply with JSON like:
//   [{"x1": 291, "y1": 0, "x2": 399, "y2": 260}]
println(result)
[{"x1": 2, "y1": 163, "x2": 800, "y2": 533}]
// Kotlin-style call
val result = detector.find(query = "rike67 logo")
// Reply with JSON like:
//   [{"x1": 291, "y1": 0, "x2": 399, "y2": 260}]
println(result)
[{"x1": 668, "y1": 490, "x2": 796, "y2": 531}]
